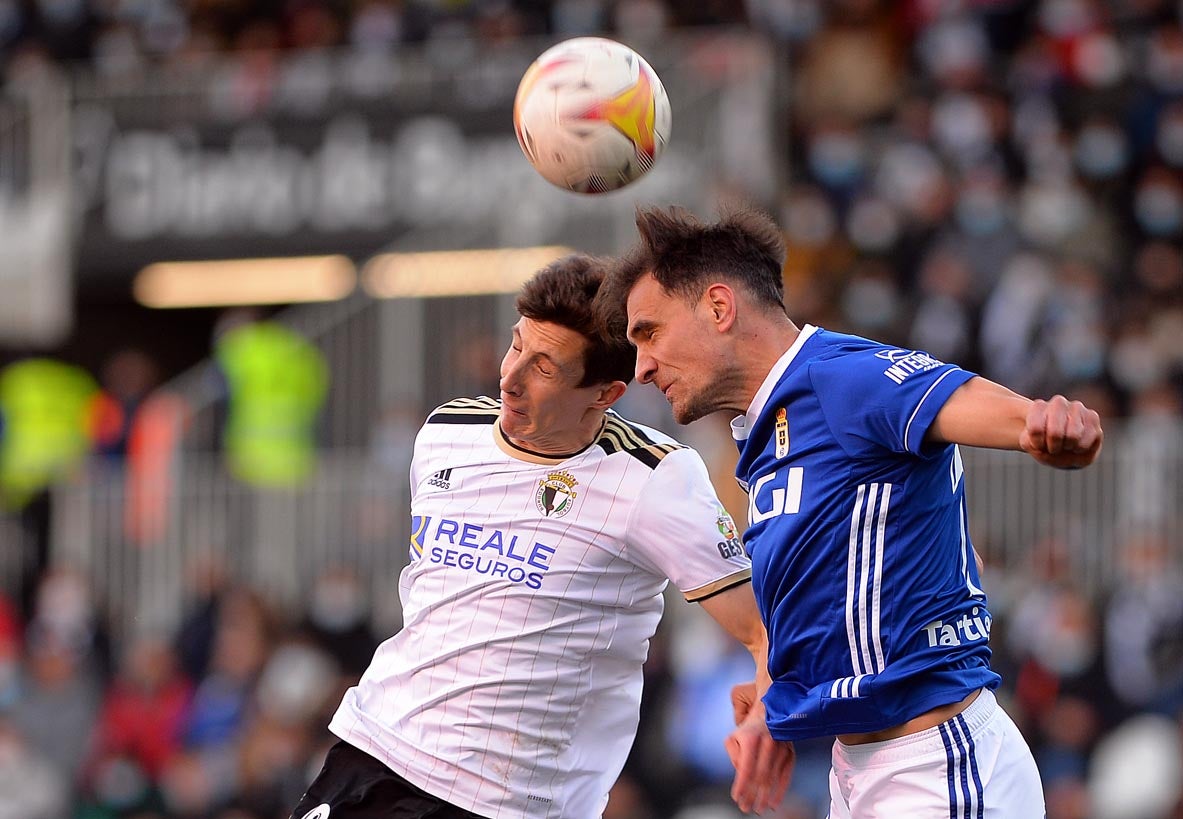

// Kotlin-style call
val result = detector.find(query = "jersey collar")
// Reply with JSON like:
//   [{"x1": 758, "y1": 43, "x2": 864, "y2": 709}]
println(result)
[
  {"x1": 493, "y1": 417, "x2": 606, "y2": 464},
  {"x1": 731, "y1": 324, "x2": 818, "y2": 441}
]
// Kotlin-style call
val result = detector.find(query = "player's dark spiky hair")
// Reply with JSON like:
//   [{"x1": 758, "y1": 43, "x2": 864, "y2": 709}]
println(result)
[
  {"x1": 595, "y1": 205, "x2": 787, "y2": 341},
  {"x1": 517, "y1": 254, "x2": 637, "y2": 387}
]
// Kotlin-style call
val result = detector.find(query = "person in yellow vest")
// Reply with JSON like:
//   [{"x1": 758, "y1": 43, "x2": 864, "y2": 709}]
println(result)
[
  {"x1": 0, "y1": 357, "x2": 101, "y2": 616},
  {"x1": 0, "y1": 358, "x2": 100, "y2": 511},
  {"x1": 213, "y1": 316, "x2": 329, "y2": 488}
]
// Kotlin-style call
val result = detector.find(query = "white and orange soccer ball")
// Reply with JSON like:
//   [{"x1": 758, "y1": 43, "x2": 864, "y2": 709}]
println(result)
[{"x1": 513, "y1": 37, "x2": 672, "y2": 194}]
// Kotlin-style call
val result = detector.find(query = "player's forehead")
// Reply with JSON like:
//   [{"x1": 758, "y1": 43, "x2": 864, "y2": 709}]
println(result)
[
  {"x1": 514, "y1": 317, "x2": 587, "y2": 367},
  {"x1": 625, "y1": 274, "x2": 676, "y2": 332}
]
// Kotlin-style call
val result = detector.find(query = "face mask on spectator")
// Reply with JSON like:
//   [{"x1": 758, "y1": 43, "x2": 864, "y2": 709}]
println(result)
[
  {"x1": 36, "y1": 572, "x2": 92, "y2": 634},
  {"x1": 783, "y1": 191, "x2": 836, "y2": 247},
  {"x1": 1018, "y1": 181, "x2": 1089, "y2": 245},
  {"x1": 310, "y1": 578, "x2": 366, "y2": 632},
  {"x1": 842, "y1": 274, "x2": 900, "y2": 331},
  {"x1": 1109, "y1": 332, "x2": 1166, "y2": 393},
  {"x1": 807, "y1": 132, "x2": 865, "y2": 188},
  {"x1": 956, "y1": 186, "x2": 1008, "y2": 236},
  {"x1": 1040, "y1": 616, "x2": 1096, "y2": 677},
  {"x1": 932, "y1": 93, "x2": 992, "y2": 161},
  {"x1": 846, "y1": 196, "x2": 901, "y2": 252},
  {"x1": 1135, "y1": 182, "x2": 1183, "y2": 236},
  {"x1": 1075, "y1": 123, "x2": 1129, "y2": 179}
]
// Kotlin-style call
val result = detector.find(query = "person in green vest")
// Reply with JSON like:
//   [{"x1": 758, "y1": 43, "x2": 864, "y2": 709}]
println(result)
[
  {"x1": 213, "y1": 315, "x2": 329, "y2": 488},
  {"x1": 0, "y1": 357, "x2": 100, "y2": 512}
]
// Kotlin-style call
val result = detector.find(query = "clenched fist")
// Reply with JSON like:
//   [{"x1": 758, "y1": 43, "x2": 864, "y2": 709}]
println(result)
[{"x1": 1020, "y1": 395, "x2": 1103, "y2": 469}]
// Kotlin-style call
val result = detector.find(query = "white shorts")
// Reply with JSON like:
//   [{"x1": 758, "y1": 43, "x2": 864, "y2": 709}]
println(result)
[{"x1": 827, "y1": 689, "x2": 1045, "y2": 819}]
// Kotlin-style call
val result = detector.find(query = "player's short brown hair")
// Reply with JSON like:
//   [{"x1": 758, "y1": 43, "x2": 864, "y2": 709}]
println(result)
[
  {"x1": 597, "y1": 205, "x2": 787, "y2": 339},
  {"x1": 517, "y1": 254, "x2": 637, "y2": 387}
]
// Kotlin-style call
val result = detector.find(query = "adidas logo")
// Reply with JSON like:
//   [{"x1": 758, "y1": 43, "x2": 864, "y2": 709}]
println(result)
[{"x1": 428, "y1": 468, "x2": 453, "y2": 489}]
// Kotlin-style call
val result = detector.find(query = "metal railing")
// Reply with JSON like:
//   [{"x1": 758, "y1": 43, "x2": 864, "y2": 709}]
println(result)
[
  {"x1": 38, "y1": 422, "x2": 1183, "y2": 642},
  {"x1": 50, "y1": 449, "x2": 413, "y2": 641}
]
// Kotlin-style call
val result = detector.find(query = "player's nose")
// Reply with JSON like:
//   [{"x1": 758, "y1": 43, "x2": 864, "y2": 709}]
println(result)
[
  {"x1": 634, "y1": 352, "x2": 656, "y2": 385},
  {"x1": 499, "y1": 365, "x2": 523, "y2": 396}
]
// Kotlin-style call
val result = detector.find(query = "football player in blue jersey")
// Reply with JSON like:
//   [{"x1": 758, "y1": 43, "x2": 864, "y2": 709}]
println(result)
[{"x1": 598, "y1": 206, "x2": 1103, "y2": 818}]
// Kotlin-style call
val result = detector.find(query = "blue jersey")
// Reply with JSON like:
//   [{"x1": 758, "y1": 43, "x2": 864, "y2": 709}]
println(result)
[{"x1": 732, "y1": 326, "x2": 999, "y2": 741}]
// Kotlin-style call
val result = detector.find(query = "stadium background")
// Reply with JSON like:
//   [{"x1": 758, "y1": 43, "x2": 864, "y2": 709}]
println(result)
[{"x1": 1, "y1": 0, "x2": 1182, "y2": 817}]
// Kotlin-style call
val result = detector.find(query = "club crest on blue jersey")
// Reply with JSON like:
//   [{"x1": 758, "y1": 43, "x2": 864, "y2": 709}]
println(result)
[
  {"x1": 775, "y1": 407, "x2": 790, "y2": 458},
  {"x1": 536, "y1": 470, "x2": 578, "y2": 517}
]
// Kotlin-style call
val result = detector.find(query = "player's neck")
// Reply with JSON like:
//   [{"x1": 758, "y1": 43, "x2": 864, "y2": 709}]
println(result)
[
  {"x1": 501, "y1": 414, "x2": 606, "y2": 459},
  {"x1": 734, "y1": 316, "x2": 801, "y2": 409}
]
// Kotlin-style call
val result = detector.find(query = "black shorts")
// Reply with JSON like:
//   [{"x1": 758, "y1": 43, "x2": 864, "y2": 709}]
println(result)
[{"x1": 291, "y1": 741, "x2": 488, "y2": 819}]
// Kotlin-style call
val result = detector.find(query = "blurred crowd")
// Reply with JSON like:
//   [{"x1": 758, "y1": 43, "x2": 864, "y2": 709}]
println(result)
[
  {"x1": 1, "y1": 528, "x2": 1182, "y2": 819},
  {"x1": 2, "y1": 0, "x2": 1183, "y2": 817},
  {"x1": 773, "y1": 0, "x2": 1183, "y2": 429},
  {"x1": 0, "y1": 0, "x2": 747, "y2": 81}
]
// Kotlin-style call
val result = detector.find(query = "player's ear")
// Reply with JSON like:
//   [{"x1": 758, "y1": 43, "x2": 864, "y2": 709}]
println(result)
[
  {"x1": 704, "y1": 283, "x2": 738, "y2": 331},
  {"x1": 593, "y1": 381, "x2": 628, "y2": 409}
]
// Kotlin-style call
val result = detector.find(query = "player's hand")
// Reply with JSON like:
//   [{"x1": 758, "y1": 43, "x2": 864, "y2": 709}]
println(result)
[
  {"x1": 1020, "y1": 395, "x2": 1103, "y2": 469},
  {"x1": 724, "y1": 685, "x2": 794, "y2": 815},
  {"x1": 731, "y1": 681, "x2": 758, "y2": 725}
]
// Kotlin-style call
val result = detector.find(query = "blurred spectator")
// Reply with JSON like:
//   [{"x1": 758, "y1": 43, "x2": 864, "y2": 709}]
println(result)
[
  {"x1": 175, "y1": 555, "x2": 231, "y2": 683},
  {"x1": 299, "y1": 567, "x2": 379, "y2": 679},
  {"x1": 213, "y1": 311, "x2": 329, "y2": 489},
  {"x1": 1119, "y1": 382, "x2": 1183, "y2": 532},
  {"x1": 1102, "y1": 529, "x2": 1183, "y2": 716},
  {"x1": 791, "y1": 1, "x2": 904, "y2": 124},
  {"x1": 183, "y1": 587, "x2": 271, "y2": 751},
  {"x1": 91, "y1": 348, "x2": 160, "y2": 462},
  {"x1": 90, "y1": 347, "x2": 189, "y2": 544},
  {"x1": 234, "y1": 638, "x2": 338, "y2": 815},
  {"x1": 0, "y1": 713, "x2": 69, "y2": 819},
  {"x1": 11, "y1": 619, "x2": 104, "y2": 787},
  {"x1": 9, "y1": 569, "x2": 109, "y2": 789},
  {"x1": 84, "y1": 635, "x2": 192, "y2": 788}
]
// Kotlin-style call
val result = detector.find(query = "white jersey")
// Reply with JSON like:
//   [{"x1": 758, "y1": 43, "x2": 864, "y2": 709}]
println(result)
[{"x1": 330, "y1": 397, "x2": 751, "y2": 819}]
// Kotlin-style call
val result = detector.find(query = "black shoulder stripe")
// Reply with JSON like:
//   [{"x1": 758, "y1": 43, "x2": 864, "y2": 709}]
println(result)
[
  {"x1": 597, "y1": 426, "x2": 682, "y2": 469},
  {"x1": 427, "y1": 412, "x2": 497, "y2": 425},
  {"x1": 604, "y1": 418, "x2": 648, "y2": 448},
  {"x1": 598, "y1": 437, "x2": 663, "y2": 468},
  {"x1": 427, "y1": 396, "x2": 500, "y2": 424}
]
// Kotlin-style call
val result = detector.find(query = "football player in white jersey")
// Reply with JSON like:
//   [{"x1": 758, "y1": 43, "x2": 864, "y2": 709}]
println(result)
[
  {"x1": 290, "y1": 255, "x2": 794, "y2": 819},
  {"x1": 599, "y1": 206, "x2": 1103, "y2": 818}
]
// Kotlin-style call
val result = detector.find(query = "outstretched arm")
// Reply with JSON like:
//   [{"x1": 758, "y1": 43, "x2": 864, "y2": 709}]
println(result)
[
  {"x1": 699, "y1": 584, "x2": 794, "y2": 815},
  {"x1": 925, "y1": 377, "x2": 1103, "y2": 469}
]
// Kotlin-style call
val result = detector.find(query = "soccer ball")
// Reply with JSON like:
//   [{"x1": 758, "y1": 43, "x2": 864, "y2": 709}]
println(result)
[{"x1": 513, "y1": 37, "x2": 672, "y2": 194}]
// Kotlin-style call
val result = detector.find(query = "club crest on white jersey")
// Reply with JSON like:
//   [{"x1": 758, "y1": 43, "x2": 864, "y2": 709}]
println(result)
[{"x1": 536, "y1": 470, "x2": 578, "y2": 517}]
